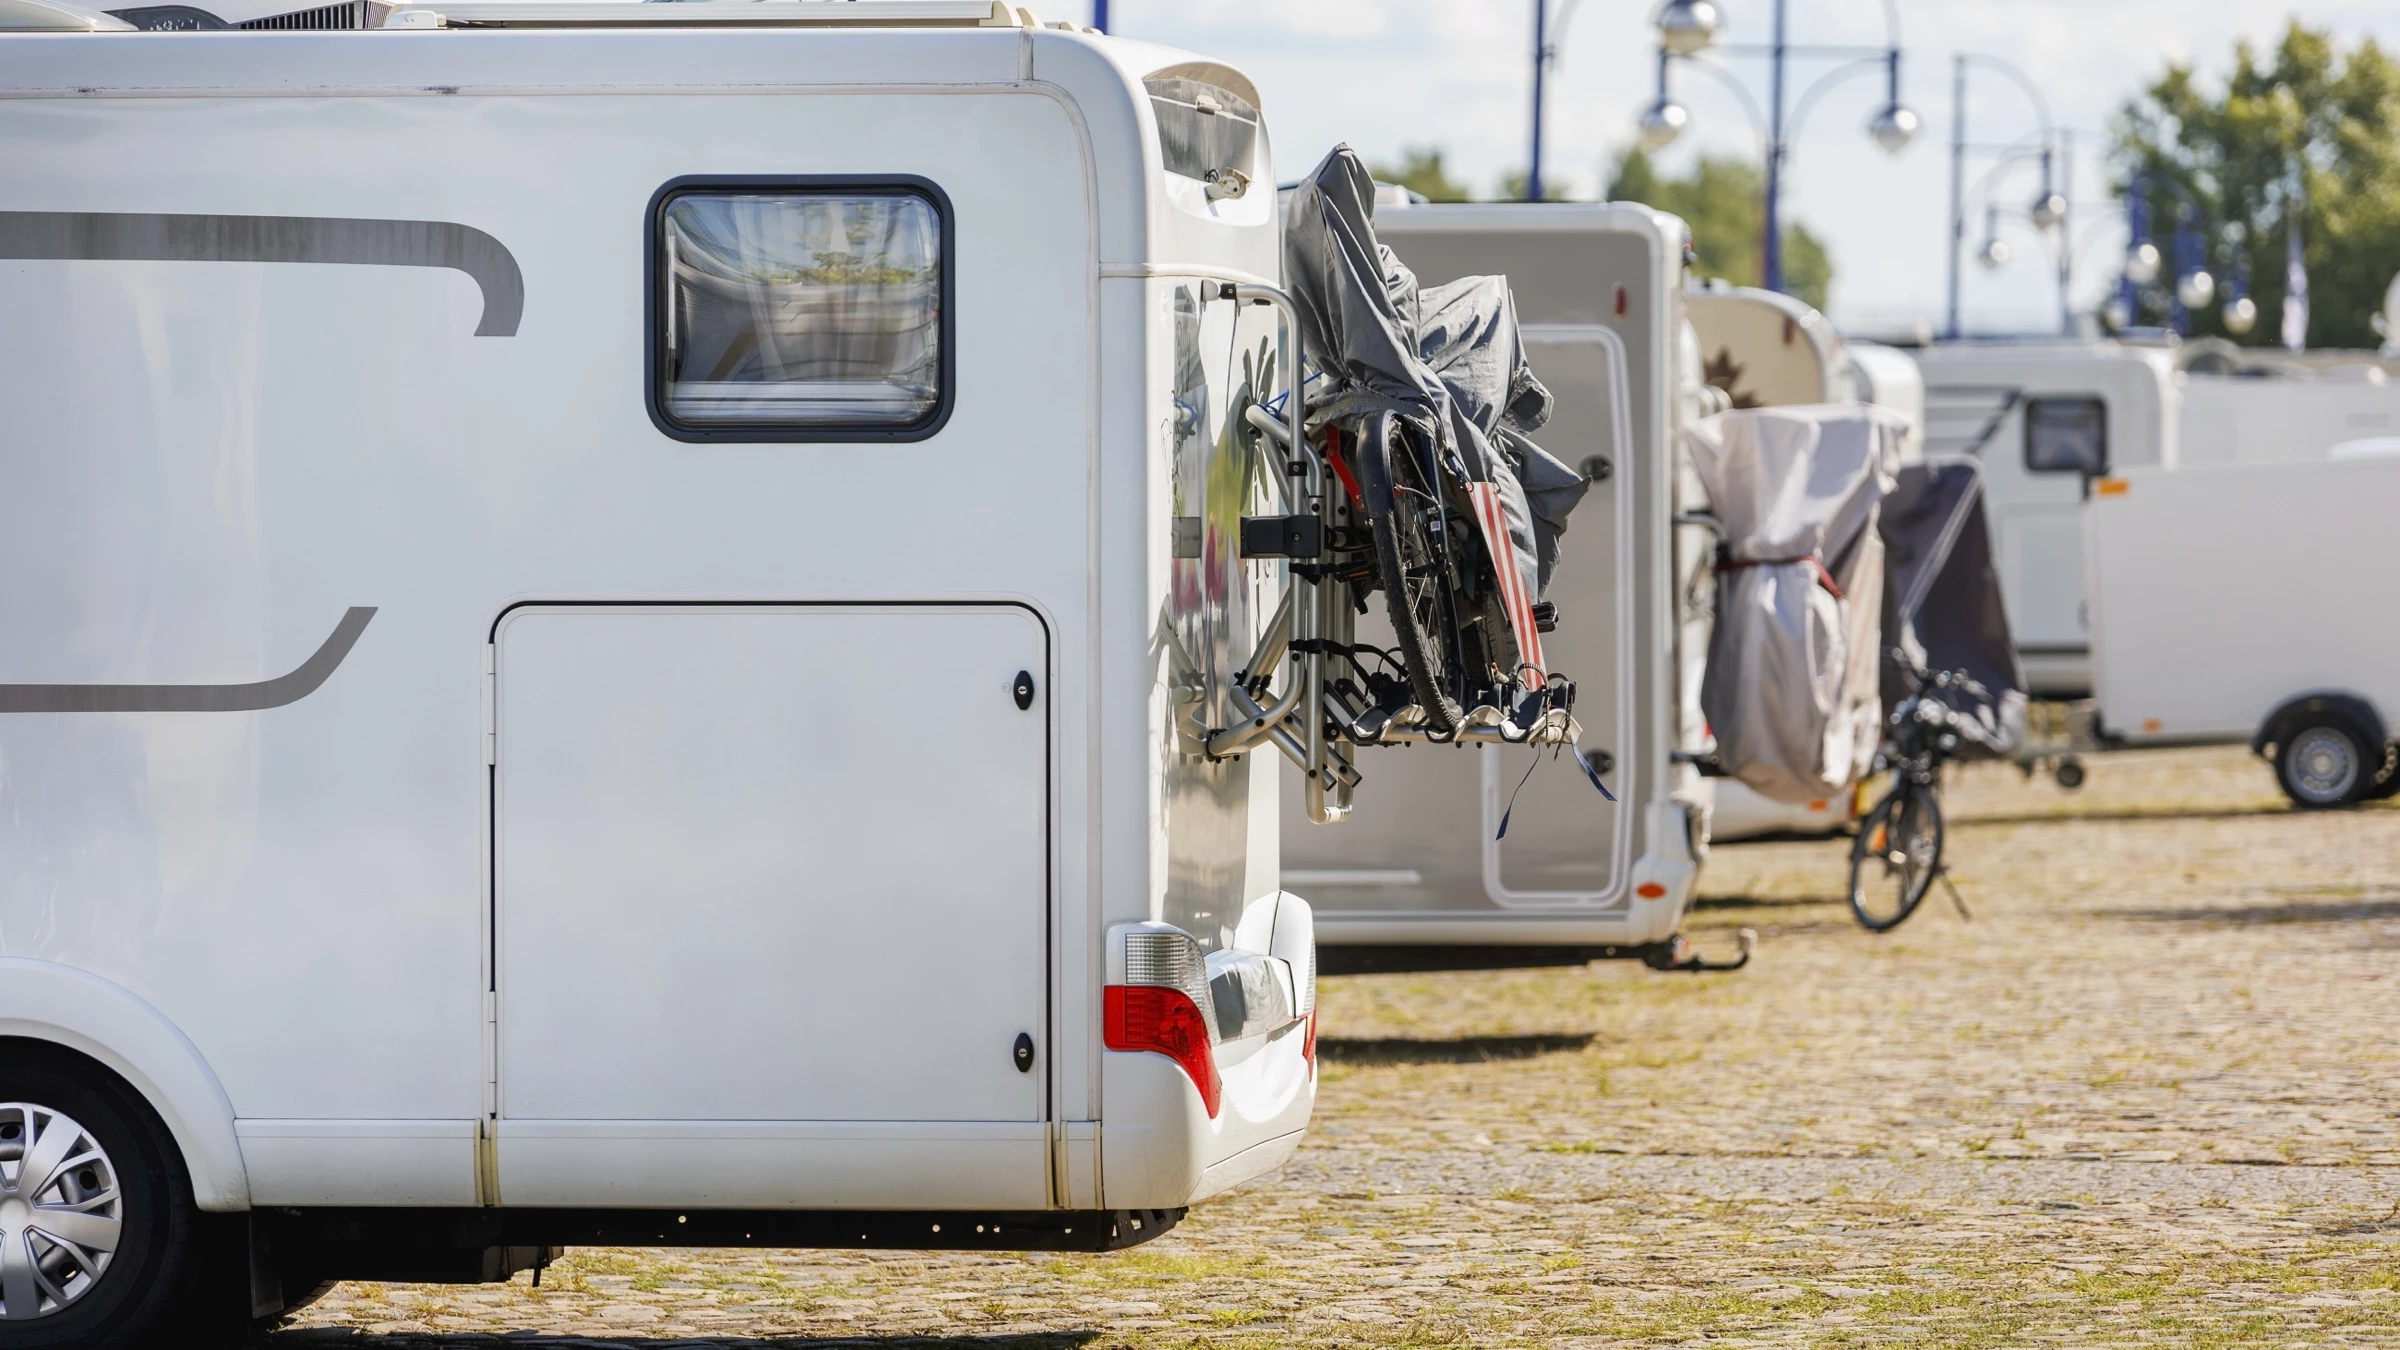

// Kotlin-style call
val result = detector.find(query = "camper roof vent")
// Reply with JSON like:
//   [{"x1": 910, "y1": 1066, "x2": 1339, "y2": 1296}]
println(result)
[{"x1": 376, "y1": 0, "x2": 1020, "y2": 27}]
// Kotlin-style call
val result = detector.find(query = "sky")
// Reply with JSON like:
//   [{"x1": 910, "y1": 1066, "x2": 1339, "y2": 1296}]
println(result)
[{"x1": 1100, "y1": 1, "x2": 2400, "y2": 337}]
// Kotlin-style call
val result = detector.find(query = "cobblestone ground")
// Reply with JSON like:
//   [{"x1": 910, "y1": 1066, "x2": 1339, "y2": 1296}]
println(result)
[{"x1": 279, "y1": 745, "x2": 2400, "y2": 1347}]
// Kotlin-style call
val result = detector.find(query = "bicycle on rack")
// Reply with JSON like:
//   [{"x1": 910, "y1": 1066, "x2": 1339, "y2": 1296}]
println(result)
[{"x1": 1847, "y1": 657, "x2": 1991, "y2": 932}]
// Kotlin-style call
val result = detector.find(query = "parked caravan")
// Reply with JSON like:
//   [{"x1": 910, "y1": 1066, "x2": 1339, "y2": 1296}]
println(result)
[
  {"x1": 0, "y1": 6, "x2": 1322, "y2": 1338},
  {"x1": 1282, "y1": 204, "x2": 1725, "y2": 971},
  {"x1": 1912, "y1": 341, "x2": 2181, "y2": 695},
  {"x1": 2087, "y1": 457, "x2": 2400, "y2": 807}
]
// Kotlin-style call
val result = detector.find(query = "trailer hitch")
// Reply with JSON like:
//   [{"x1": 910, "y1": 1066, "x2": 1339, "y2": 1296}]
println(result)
[{"x1": 1638, "y1": 927, "x2": 1756, "y2": 973}]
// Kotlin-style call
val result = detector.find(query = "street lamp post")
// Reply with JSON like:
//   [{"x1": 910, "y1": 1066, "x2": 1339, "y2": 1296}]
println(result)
[
  {"x1": 2112, "y1": 171, "x2": 2229, "y2": 338},
  {"x1": 1943, "y1": 53, "x2": 2064, "y2": 340},
  {"x1": 1640, "y1": 0, "x2": 1914, "y2": 295},
  {"x1": 1526, "y1": 0, "x2": 1591, "y2": 202}
]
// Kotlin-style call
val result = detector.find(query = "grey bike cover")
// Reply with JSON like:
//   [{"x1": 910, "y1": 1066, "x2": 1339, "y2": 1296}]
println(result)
[
  {"x1": 1282, "y1": 146, "x2": 1587, "y2": 601},
  {"x1": 1686, "y1": 404, "x2": 1909, "y2": 803},
  {"x1": 1878, "y1": 457, "x2": 2026, "y2": 756}
]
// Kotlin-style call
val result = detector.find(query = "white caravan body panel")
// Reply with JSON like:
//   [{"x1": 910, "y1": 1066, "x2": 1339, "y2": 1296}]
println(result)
[
  {"x1": 2087, "y1": 457, "x2": 2400, "y2": 745},
  {"x1": 1914, "y1": 342, "x2": 2179, "y2": 695},
  {"x1": 2178, "y1": 370, "x2": 2400, "y2": 467},
  {"x1": 1281, "y1": 205, "x2": 1706, "y2": 948},
  {"x1": 0, "y1": 19, "x2": 1311, "y2": 1217}
]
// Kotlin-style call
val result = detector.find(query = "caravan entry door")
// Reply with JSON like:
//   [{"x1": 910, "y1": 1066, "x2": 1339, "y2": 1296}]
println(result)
[{"x1": 492, "y1": 604, "x2": 1050, "y2": 1208}]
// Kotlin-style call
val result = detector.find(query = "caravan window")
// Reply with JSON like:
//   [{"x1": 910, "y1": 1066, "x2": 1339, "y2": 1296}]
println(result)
[
  {"x1": 650, "y1": 180, "x2": 951, "y2": 441},
  {"x1": 2023, "y1": 395, "x2": 2107, "y2": 474}
]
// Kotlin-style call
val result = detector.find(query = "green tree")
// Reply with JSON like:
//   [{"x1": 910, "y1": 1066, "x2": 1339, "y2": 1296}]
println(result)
[
  {"x1": 1606, "y1": 148, "x2": 1833, "y2": 312},
  {"x1": 2116, "y1": 22, "x2": 2400, "y2": 348},
  {"x1": 1493, "y1": 169, "x2": 1570, "y2": 203},
  {"x1": 1370, "y1": 147, "x2": 1474, "y2": 203}
]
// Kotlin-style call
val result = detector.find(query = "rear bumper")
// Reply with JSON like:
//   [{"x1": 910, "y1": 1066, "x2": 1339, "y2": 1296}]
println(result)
[{"x1": 1097, "y1": 1011, "x2": 1314, "y2": 1210}]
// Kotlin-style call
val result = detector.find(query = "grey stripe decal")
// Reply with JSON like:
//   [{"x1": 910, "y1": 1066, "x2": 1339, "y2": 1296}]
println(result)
[
  {"x1": 0, "y1": 212, "x2": 522, "y2": 336},
  {"x1": 0, "y1": 607, "x2": 376, "y2": 713}
]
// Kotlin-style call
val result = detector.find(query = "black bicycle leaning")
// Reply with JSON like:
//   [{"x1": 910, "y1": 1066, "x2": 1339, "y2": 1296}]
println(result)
[{"x1": 1848, "y1": 658, "x2": 1989, "y2": 932}]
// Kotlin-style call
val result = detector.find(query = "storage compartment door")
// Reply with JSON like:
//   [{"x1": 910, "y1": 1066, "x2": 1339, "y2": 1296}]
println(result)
[{"x1": 496, "y1": 605, "x2": 1048, "y2": 1140}]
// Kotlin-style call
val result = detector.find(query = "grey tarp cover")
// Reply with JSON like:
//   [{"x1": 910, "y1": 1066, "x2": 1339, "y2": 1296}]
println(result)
[
  {"x1": 1877, "y1": 456, "x2": 2027, "y2": 757},
  {"x1": 1686, "y1": 404, "x2": 1909, "y2": 803},
  {"x1": 1281, "y1": 146, "x2": 1588, "y2": 603}
]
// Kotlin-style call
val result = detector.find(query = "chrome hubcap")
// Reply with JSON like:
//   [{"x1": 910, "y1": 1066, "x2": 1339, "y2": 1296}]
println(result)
[
  {"x1": 2291, "y1": 728, "x2": 2358, "y2": 802},
  {"x1": 0, "y1": 1103, "x2": 123, "y2": 1321}
]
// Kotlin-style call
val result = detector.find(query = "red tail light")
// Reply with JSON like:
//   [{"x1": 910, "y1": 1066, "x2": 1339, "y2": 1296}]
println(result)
[
  {"x1": 1301, "y1": 1005, "x2": 1318, "y2": 1074},
  {"x1": 1104, "y1": 985, "x2": 1220, "y2": 1117}
]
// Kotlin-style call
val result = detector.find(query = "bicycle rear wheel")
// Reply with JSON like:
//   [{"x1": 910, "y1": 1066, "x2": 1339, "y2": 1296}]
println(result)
[
  {"x1": 1848, "y1": 781, "x2": 1943, "y2": 931},
  {"x1": 1368, "y1": 414, "x2": 1466, "y2": 735}
]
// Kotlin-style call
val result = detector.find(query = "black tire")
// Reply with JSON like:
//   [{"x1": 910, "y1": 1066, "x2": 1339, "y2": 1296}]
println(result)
[
  {"x1": 1848, "y1": 783, "x2": 1944, "y2": 932},
  {"x1": 2054, "y1": 757, "x2": 2086, "y2": 790},
  {"x1": 0, "y1": 1041, "x2": 209, "y2": 1350},
  {"x1": 2275, "y1": 716, "x2": 2369, "y2": 809},
  {"x1": 1368, "y1": 414, "x2": 1466, "y2": 735}
]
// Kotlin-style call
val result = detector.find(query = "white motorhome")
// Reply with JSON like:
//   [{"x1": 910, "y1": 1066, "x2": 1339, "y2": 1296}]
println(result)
[
  {"x1": 2087, "y1": 456, "x2": 2400, "y2": 807},
  {"x1": 1280, "y1": 205, "x2": 1726, "y2": 971},
  {"x1": 1912, "y1": 341, "x2": 2181, "y2": 695},
  {"x1": 0, "y1": 4, "x2": 1321, "y2": 1338}
]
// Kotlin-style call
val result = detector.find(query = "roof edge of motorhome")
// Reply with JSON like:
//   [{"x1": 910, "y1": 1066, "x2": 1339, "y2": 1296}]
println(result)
[{"x1": 379, "y1": 0, "x2": 1036, "y2": 28}]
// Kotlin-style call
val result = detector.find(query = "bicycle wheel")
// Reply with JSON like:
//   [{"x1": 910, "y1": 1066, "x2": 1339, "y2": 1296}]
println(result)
[
  {"x1": 1848, "y1": 781, "x2": 1944, "y2": 931},
  {"x1": 1368, "y1": 414, "x2": 1466, "y2": 734}
]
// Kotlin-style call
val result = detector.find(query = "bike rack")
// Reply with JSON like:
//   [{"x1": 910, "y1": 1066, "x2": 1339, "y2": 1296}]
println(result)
[{"x1": 1190, "y1": 280, "x2": 1353, "y2": 825}]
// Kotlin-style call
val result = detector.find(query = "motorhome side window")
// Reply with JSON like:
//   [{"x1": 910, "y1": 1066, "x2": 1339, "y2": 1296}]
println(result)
[
  {"x1": 2023, "y1": 395, "x2": 2108, "y2": 475},
  {"x1": 653, "y1": 184, "x2": 948, "y2": 439}
]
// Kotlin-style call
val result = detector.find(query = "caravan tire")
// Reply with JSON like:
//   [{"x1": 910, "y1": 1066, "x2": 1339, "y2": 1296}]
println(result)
[
  {"x1": 2275, "y1": 718, "x2": 2368, "y2": 809},
  {"x1": 0, "y1": 1042, "x2": 207, "y2": 1350}
]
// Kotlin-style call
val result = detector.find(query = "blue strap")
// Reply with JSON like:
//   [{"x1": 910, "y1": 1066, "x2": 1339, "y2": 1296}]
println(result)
[{"x1": 1496, "y1": 740, "x2": 1616, "y2": 841}]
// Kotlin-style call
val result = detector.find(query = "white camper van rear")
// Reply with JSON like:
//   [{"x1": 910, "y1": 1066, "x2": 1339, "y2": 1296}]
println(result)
[
  {"x1": 0, "y1": 7, "x2": 1314, "y2": 1338},
  {"x1": 1282, "y1": 205, "x2": 1714, "y2": 966}
]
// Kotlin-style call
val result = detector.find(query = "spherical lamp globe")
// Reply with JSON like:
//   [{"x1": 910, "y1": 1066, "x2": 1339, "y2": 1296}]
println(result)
[
  {"x1": 1656, "y1": 0, "x2": 1721, "y2": 57},
  {"x1": 1869, "y1": 104, "x2": 1919, "y2": 155},
  {"x1": 1637, "y1": 99, "x2": 1689, "y2": 151},
  {"x1": 2124, "y1": 241, "x2": 2161, "y2": 286}
]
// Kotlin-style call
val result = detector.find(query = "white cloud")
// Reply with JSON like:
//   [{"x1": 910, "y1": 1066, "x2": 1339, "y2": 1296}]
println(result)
[{"x1": 1101, "y1": 0, "x2": 2400, "y2": 334}]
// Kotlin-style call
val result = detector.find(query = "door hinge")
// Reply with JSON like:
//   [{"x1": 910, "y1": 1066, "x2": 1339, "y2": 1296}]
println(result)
[
  {"x1": 482, "y1": 990, "x2": 498, "y2": 1116},
  {"x1": 480, "y1": 645, "x2": 497, "y2": 765}
]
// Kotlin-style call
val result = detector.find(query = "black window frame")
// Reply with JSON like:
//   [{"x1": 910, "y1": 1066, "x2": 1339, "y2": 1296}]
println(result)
[
  {"x1": 2021, "y1": 394, "x2": 2109, "y2": 476},
  {"x1": 645, "y1": 174, "x2": 956, "y2": 444}
]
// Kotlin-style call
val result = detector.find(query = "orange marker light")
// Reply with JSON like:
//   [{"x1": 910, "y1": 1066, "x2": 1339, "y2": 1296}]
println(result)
[
  {"x1": 2142, "y1": 717, "x2": 2162, "y2": 733},
  {"x1": 1635, "y1": 881, "x2": 1667, "y2": 899},
  {"x1": 2095, "y1": 476, "x2": 2130, "y2": 495}
]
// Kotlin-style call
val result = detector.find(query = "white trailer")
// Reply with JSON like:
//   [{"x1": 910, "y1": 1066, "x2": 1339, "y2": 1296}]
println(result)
[
  {"x1": 1280, "y1": 204, "x2": 1728, "y2": 972},
  {"x1": 0, "y1": 4, "x2": 1322, "y2": 1338},
  {"x1": 2086, "y1": 457, "x2": 2400, "y2": 807},
  {"x1": 1913, "y1": 341, "x2": 2181, "y2": 696}
]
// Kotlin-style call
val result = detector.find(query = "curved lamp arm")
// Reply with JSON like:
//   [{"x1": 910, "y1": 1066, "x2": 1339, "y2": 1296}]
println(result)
[
  {"x1": 1961, "y1": 52, "x2": 2054, "y2": 141},
  {"x1": 1785, "y1": 54, "x2": 1895, "y2": 150},
  {"x1": 1668, "y1": 54, "x2": 1772, "y2": 148}
]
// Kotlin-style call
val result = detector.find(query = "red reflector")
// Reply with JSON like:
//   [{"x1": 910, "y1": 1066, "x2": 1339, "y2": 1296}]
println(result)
[
  {"x1": 1613, "y1": 283, "x2": 1627, "y2": 316},
  {"x1": 1302, "y1": 1006, "x2": 1318, "y2": 1074},
  {"x1": 1635, "y1": 881, "x2": 1667, "y2": 899},
  {"x1": 1104, "y1": 985, "x2": 1220, "y2": 1117}
]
